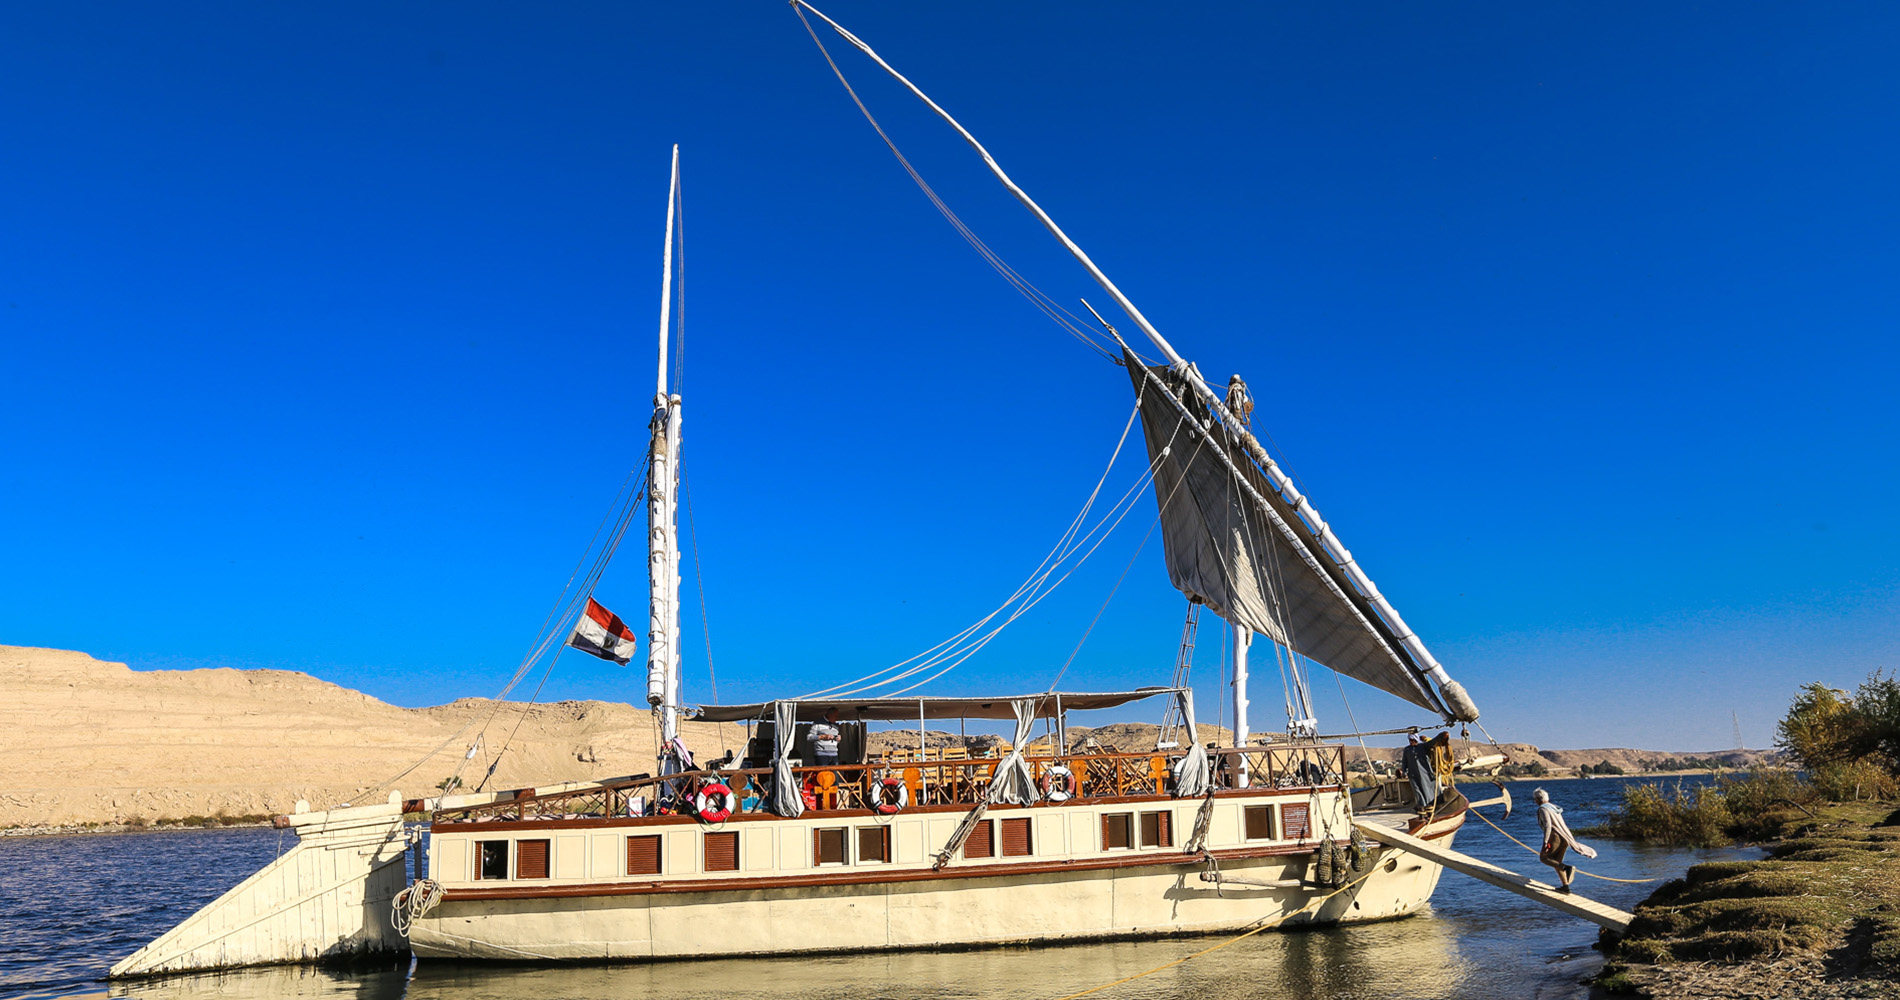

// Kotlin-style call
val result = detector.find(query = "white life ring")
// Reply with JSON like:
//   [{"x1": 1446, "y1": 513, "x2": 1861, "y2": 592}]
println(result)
[
  {"x1": 1041, "y1": 764, "x2": 1077, "y2": 802},
  {"x1": 695, "y1": 783, "x2": 737, "y2": 824},
  {"x1": 868, "y1": 776, "x2": 909, "y2": 815}
]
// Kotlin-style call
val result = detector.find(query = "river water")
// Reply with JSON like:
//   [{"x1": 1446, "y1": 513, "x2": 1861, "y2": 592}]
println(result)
[{"x1": 0, "y1": 775, "x2": 1757, "y2": 1000}]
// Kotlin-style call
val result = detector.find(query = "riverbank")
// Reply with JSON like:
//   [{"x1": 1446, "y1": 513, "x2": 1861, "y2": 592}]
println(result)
[
  {"x1": 1598, "y1": 801, "x2": 1900, "y2": 998},
  {"x1": 1, "y1": 816, "x2": 274, "y2": 838}
]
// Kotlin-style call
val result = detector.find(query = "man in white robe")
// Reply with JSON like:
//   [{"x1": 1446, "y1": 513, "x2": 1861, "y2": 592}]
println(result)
[{"x1": 1534, "y1": 787, "x2": 1597, "y2": 894}]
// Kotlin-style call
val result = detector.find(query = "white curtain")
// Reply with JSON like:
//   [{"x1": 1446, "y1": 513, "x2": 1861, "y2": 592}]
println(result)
[
  {"x1": 1171, "y1": 689, "x2": 1210, "y2": 797},
  {"x1": 989, "y1": 698, "x2": 1041, "y2": 805},
  {"x1": 770, "y1": 701, "x2": 804, "y2": 818}
]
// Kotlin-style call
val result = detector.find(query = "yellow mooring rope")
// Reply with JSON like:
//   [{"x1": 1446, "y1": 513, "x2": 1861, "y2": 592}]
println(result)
[
  {"x1": 1051, "y1": 861, "x2": 1382, "y2": 1000},
  {"x1": 1468, "y1": 805, "x2": 1659, "y2": 884}
]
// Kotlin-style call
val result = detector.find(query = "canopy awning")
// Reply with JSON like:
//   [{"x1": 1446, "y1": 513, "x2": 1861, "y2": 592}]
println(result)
[{"x1": 691, "y1": 688, "x2": 1178, "y2": 723}]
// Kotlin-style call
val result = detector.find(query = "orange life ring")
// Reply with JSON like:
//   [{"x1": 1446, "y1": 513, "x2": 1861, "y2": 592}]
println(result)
[
  {"x1": 868, "y1": 776, "x2": 908, "y2": 815},
  {"x1": 695, "y1": 782, "x2": 737, "y2": 823}
]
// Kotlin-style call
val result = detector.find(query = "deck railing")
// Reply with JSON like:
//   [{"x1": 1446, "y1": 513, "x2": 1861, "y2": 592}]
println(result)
[{"x1": 432, "y1": 744, "x2": 1348, "y2": 824}]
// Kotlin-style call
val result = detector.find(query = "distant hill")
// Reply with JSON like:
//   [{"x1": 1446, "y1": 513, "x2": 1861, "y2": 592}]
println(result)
[
  {"x1": 1, "y1": 644, "x2": 1782, "y2": 829},
  {"x1": 0, "y1": 645, "x2": 743, "y2": 828}
]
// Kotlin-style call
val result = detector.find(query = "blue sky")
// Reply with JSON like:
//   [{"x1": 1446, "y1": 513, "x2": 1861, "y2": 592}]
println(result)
[{"x1": 2, "y1": 2, "x2": 1895, "y2": 752}]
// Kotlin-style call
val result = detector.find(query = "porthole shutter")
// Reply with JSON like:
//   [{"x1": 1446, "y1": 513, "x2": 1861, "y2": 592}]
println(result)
[
  {"x1": 704, "y1": 831, "x2": 739, "y2": 873},
  {"x1": 1281, "y1": 803, "x2": 1311, "y2": 840},
  {"x1": 627, "y1": 834, "x2": 662, "y2": 876},
  {"x1": 516, "y1": 839, "x2": 550, "y2": 879},
  {"x1": 1001, "y1": 817, "x2": 1033, "y2": 857},
  {"x1": 1244, "y1": 805, "x2": 1275, "y2": 840},
  {"x1": 1102, "y1": 813, "x2": 1131, "y2": 850},
  {"x1": 963, "y1": 819, "x2": 994, "y2": 859}
]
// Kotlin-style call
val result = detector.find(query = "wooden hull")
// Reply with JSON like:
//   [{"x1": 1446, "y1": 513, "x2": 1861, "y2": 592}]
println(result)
[{"x1": 410, "y1": 806, "x2": 1462, "y2": 962}]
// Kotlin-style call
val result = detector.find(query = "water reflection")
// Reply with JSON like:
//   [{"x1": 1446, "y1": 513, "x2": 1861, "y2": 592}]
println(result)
[{"x1": 104, "y1": 917, "x2": 1473, "y2": 1000}]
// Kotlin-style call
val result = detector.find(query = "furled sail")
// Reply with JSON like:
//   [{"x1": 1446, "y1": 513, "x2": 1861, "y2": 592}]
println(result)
[{"x1": 1127, "y1": 353, "x2": 1447, "y2": 716}]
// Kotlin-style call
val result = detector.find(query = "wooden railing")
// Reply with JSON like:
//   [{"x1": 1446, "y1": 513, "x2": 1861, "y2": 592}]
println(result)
[{"x1": 433, "y1": 744, "x2": 1348, "y2": 824}]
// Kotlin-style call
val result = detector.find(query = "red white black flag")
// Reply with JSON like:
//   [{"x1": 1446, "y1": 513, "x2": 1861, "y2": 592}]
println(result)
[{"x1": 568, "y1": 597, "x2": 637, "y2": 665}]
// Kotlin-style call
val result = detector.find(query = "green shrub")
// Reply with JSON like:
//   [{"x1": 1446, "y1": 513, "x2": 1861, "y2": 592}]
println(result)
[
  {"x1": 1809, "y1": 760, "x2": 1899, "y2": 802},
  {"x1": 1586, "y1": 781, "x2": 1734, "y2": 847}
]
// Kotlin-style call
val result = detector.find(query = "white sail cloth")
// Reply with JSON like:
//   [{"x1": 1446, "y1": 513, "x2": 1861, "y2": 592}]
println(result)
[
  {"x1": 770, "y1": 701, "x2": 804, "y2": 818},
  {"x1": 1127, "y1": 356, "x2": 1446, "y2": 716},
  {"x1": 1171, "y1": 688, "x2": 1210, "y2": 797},
  {"x1": 988, "y1": 699, "x2": 1041, "y2": 806}
]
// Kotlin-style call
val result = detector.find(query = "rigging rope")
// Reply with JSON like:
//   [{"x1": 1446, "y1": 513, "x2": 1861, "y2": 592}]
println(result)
[
  {"x1": 793, "y1": 3, "x2": 1117, "y2": 363},
  {"x1": 683, "y1": 469, "x2": 719, "y2": 704},
  {"x1": 1045, "y1": 513, "x2": 1158, "y2": 693},
  {"x1": 797, "y1": 392, "x2": 1153, "y2": 700},
  {"x1": 341, "y1": 462, "x2": 651, "y2": 808}
]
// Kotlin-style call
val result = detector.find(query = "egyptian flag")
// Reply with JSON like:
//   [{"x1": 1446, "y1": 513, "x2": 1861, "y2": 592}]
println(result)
[{"x1": 568, "y1": 597, "x2": 637, "y2": 665}]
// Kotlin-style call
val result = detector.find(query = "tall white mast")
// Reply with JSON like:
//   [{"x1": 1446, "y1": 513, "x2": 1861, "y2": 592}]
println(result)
[
  {"x1": 646, "y1": 146, "x2": 684, "y2": 753},
  {"x1": 792, "y1": 2, "x2": 1478, "y2": 723},
  {"x1": 1231, "y1": 625, "x2": 1250, "y2": 788}
]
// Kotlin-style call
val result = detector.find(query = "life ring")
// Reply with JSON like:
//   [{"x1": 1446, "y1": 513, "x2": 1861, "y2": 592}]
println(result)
[
  {"x1": 695, "y1": 783, "x2": 737, "y2": 824},
  {"x1": 1040, "y1": 764, "x2": 1077, "y2": 802},
  {"x1": 868, "y1": 776, "x2": 908, "y2": 815}
]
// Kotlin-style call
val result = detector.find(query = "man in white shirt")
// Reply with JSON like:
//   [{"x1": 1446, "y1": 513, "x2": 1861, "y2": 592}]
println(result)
[{"x1": 810, "y1": 709, "x2": 842, "y2": 769}]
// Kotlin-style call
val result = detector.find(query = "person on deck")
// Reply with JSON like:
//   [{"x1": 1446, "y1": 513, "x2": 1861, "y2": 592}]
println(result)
[
  {"x1": 810, "y1": 709, "x2": 842, "y2": 769},
  {"x1": 1533, "y1": 787, "x2": 1597, "y2": 894}
]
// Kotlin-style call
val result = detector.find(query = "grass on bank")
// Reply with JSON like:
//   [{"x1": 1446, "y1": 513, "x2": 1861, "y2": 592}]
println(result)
[{"x1": 1599, "y1": 802, "x2": 1900, "y2": 986}]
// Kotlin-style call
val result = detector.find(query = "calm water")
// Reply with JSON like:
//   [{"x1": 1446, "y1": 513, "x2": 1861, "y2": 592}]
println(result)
[{"x1": 0, "y1": 776, "x2": 1758, "y2": 1000}]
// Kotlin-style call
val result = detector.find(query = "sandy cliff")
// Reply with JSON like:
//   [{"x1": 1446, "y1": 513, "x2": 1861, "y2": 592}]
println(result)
[
  {"x1": 3, "y1": 644, "x2": 1779, "y2": 828},
  {"x1": 0, "y1": 645, "x2": 744, "y2": 827}
]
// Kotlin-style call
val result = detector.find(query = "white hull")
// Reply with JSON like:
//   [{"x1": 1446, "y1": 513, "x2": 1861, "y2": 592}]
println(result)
[{"x1": 411, "y1": 806, "x2": 1461, "y2": 963}]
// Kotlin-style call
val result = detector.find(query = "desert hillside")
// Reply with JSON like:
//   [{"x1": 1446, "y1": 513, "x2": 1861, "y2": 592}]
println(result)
[
  {"x1": 2, "y1": 645, "x2": 1778, "y2": 829},
  {"x1": 0, "y1": 645, "x2": 745, "y2": 827}
]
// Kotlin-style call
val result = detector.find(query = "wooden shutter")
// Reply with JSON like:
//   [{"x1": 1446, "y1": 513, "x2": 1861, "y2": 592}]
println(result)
[
  {"x1": 857, "y1": 826, "x2": 890, "y2": 863},
  {"x1": 1141, "y1": 811, "x2": 1172, "y2": 848},
  {"x1": 1281, "y1": 803, "x2": 1311, "y2": 840},
  {"x1": 704, "y1": 831, "x2": 739, "y2": 873},
  {"x1": 626, "y1": 834, "x2": 662, "y2": 876},
  {"x1": 1244, "y1": 805, "x2": 1275, "y2": 840},
  {"x1": 515, "y1": 839, "x2": 550, "y2": 880},
  {"x1": 814, "y1": 828, "x2": 847, "y2": 865},
  {"x1": 1102, "y1": 813, "x2": 1132, "y2": 850},
  {"x1": 1000, "y1": 817, "x2": 1033, "y2": 857},
  {"x1": 963, "y1": 819, "x2": 994, "y2": 859}
]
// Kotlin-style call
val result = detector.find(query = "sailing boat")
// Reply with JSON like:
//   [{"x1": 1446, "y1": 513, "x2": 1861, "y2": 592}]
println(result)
[{"x1": 112, "y1": 5, "x2": 1486, "y2": 976}]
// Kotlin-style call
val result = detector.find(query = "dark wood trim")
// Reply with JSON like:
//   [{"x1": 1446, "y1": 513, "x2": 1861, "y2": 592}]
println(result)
[
  {"x1": 440, "y1": 840, "x2": 1331, "y2": 902},
  {"x1": 433, "y1": 786, "x2": 1331, "y2": 836}
]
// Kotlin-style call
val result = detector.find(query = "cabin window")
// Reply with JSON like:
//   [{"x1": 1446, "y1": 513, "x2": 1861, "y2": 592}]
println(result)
[
  {"x1": 1281, "y1": 803, "x2": 1311, "y2": 840},
  {"x1": 858, "y1": 826, "x2": 891, "y2": 863},
  {"x1": 1000, "y1": 817, "x2": 1033, "y2": 857},
  {"x1": 476, "y1": 840, "x2": 509, "y2": 880},
  {"x1": 1140, "y1": 811, "x2": 1173, "y2": 848},
  {"x1": 627, "y1": 834, "x2": 662, "y2": 876},
  {"x1": 515, "y1": 839, "x2": 550, "y2": 880},
  {"x1": 815, "y1": 827, "x2": 848, "y2": 866},
  {"x1": 704, "y1": 831, "x2": 739, "y2": 873},
  {"x1": 963, "y1": 819, "x2": 995, "y2": 859},
  {"x1": 1243, "y1": 805, "x2": 1275, "y2": 841},
  {"x1": 1102, "y1": 813, "x2": 1133, "y2": 850}
]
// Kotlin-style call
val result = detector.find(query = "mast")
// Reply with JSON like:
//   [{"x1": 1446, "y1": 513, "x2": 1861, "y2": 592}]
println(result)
[
  {"x1": 1231, "y1": 624, "x2": 1250, "y2": 788},
  {"x1": 792, "y1": 1, "x2": 1477, "y2": 723},
  {"x1": 646, "y1": 145, "x2": 684, "y2": 754}
]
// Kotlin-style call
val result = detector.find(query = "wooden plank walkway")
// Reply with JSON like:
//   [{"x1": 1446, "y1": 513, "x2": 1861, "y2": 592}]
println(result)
[{"x1": 1354, "y1": 818, "x2": 1634, "y2": 932}]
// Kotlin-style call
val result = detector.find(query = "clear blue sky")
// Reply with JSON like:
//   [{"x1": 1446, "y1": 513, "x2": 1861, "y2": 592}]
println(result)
[{"x1": 3, "y1": 3, "x2": 1895, "y2": 753}]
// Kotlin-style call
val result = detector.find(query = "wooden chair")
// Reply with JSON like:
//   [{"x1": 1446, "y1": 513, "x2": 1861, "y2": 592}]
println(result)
[{"x1": 814, "y1": 770, "x2": 839, "y2": 810}]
